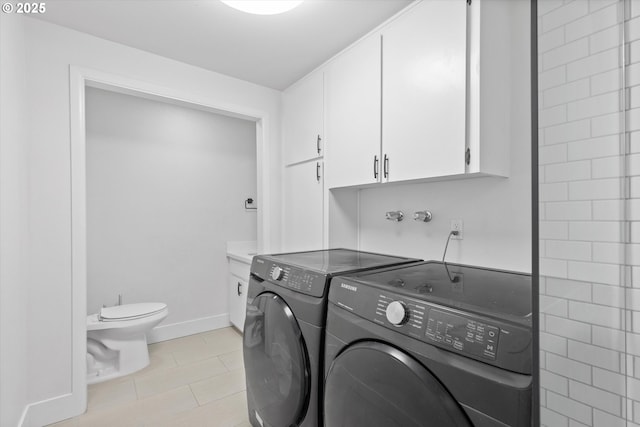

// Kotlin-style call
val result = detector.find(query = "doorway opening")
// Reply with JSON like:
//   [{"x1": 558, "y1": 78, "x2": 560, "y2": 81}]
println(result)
[{"x1": 69, "y1": 66, "x2": 272, "y2": 414}]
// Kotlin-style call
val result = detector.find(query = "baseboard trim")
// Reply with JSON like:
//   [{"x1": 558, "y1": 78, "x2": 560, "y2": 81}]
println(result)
[
  {"x1": 21, "y1": 392, "x2": 85, "y2": 427},
  {"x1": 147, "y1": 313, "x2": 231, "y2": 344}
]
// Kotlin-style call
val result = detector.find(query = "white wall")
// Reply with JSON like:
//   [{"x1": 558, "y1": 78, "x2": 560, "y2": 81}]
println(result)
[
  {"x1": 357, "y1": 178, "x2": 531, "y2": 272},
  {"x1": 353, "y1": 1, "x2": 531, "y2": 274},
  {"x1": 86, "y1": 87, "x2": 256, "y2": 333},
  {"x1": 21, "y1": 16, "x2": 281, "y2": 425},
  {"x1": 0, "y1": 13, "x2": 30, "y2": 427}
]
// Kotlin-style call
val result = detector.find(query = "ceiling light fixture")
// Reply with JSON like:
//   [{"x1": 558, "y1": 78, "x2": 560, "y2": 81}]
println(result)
[{"x1": 220, "y1": 0, "x2": 304, "y2": 15}]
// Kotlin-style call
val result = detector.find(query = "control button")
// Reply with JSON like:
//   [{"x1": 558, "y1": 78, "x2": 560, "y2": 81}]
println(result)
[
  {"x1": 385, "y1": 301, "x2": 409, "y2": 326},
  {"x1": 271, "y1": 266, "x2": 284, "y2": 281},
  {"x1": 453, "y1": 340, "x2": 464, "y2": 351}
]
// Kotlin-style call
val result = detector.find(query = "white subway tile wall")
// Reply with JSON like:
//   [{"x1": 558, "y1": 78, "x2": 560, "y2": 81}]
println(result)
[{"x1": 538, "y1": 0, "x2": 640, "y2": 425}]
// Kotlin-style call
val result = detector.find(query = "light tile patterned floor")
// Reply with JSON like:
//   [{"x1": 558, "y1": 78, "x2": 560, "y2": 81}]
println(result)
[{"x1": 48, "y1": 328, "x2": 250, "y2": 427}]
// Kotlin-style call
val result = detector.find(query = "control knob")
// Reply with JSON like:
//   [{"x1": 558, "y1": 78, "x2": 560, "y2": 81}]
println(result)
[
  {"x1": 386, "y1": 301, "x2": 409, "y2": 326},
  {"x1": 271, "y1": 266, "x2": 285, "y2": 281}
]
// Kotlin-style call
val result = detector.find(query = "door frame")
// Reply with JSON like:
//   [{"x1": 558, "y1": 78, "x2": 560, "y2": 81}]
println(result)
[{"x1": 67, "y1": 65, "x2": 273, "y2": 418}]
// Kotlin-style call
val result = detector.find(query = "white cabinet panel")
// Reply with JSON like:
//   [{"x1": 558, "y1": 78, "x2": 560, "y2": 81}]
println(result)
[
  {"x1": 326, "y1": 33, "x2": 382, "y2": 188},
  {"x1": 228, "y1": 274, "x2": 248, "y2": 332},
  {"x1": 382, "y1": 0, "x2": 467, "y2": 182},
  {"x1": 228, "y1": 258, "x2": 250, "y2": 332},
  {"x1": 283, "y1": 72, "x2": 324, "y2": 165},
  {"x1": 283, "y1": 160, "x2": 324, "y2": 251}
]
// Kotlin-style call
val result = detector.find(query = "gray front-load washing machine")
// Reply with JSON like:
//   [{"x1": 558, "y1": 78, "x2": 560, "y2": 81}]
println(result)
[
  {"x1": 243, "y1": 249, "x2": 420, "y2": 427},
  {"x1": 324, "y1": 261, "x2": 532, "y2": 427}
]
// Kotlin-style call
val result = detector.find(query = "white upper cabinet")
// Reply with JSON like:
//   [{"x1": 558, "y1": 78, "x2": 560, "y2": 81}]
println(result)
[
  {"x1": 381, "y1": 0, "x2": 467, "y2": 183},
  {"x1": 290, "y1": 0, "x2": 516, "y2": 193},
  {"x1": 465, "y1": 0, "x2": 512, "y2": 178},
  {"x1": 283, "y1": 71, "x2": 324, "y2": 165},
  {"x1": 326, "y1": 32, "x2": 382, "y2": 189}
]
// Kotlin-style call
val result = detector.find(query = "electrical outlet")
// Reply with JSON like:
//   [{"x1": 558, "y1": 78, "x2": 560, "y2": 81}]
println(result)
[{"x1": 450, "y1": 219, "x2": 463, "y2": 240}]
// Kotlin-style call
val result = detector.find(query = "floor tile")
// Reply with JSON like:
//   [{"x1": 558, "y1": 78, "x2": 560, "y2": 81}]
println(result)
[
  {"x1": 48, "y1": 418, "x2": 79, "y2": 427},
  {"x1": 135, "y1": 355, "x2": 228, "y2": 398},
  {"x1": 201, "y1": 327, "x2": 242, "y2": 343},
  {"x1": 171, "y1": 342, "x2": 224, "y2": 366},
  {"x1": 155, "y1": 391, "x2": 248, "y2": 427},
  {"x1": 87, "y1": 377, "x2": 137, "y2": 410},
  {"x1": 133, "y1": 385, "x2": 198, "y2": 422},
  {"x1": 133, "y1": 352, "x2": 177, "y2": 380},
  {"x1": 45, "y1": 329, "x2": 248, "y2": 427},
  {"x1": 148, "y1": 333, "x2": 207, "y2": 356},
  {"x1": 219, "y1": 350, "x2": 244, "y2": 372},
  {"x1": 190, "y1": 369, "x2": 246, "y2": 406},
  {"x1": 173, "y1": 329, "x2": 242, "y2": 366},
  {"x1": 78, "y1": 385, "x2": 198, "y2": 427}
]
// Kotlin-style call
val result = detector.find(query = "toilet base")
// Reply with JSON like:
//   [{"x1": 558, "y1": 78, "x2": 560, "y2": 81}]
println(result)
[
  {"x1": 86, "y1": 305, "x2": 168, "y2": 384},
  {"x1": 87, "y1": 334, "x2": 151, "y2": 384}
]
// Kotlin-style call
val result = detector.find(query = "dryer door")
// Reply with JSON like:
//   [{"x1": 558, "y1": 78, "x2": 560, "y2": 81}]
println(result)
[
  {"x1": 324, "y1": 341, "x2": 472, "y2": 427},
  {"x1": 243, "y1": 292, "x2": 310, "y2": 427}
]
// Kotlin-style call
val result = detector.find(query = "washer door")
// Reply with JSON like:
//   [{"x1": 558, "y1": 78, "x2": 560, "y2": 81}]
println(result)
[
  {"x1": 243, "y1": 292, "x2": 310, "y2": 427},
  {"x1": 324, "y1": 341, "x2": 472, "y2": 427}
]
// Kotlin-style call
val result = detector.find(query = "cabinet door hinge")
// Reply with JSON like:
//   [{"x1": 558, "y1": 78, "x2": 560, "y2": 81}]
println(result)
[
  {"x1": 465, "y1": 148, "x2": 471, "y2": 166},
  {"x1": 466, "y1": 0, "x2": 471, "y2": 5}
]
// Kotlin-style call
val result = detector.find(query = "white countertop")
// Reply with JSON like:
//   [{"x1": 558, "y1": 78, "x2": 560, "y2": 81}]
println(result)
[{"x1": 226, "y1": 240, "x2": 257, "y2": 264}]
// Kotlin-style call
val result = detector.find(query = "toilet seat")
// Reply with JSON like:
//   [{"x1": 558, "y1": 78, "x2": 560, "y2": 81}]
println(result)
[{"x1": 99, "y1": 302, "x2": 167, "y2": 322}]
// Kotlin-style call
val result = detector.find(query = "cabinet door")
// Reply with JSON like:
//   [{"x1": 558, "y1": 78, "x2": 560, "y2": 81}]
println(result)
[
  {"x1": 283, "y1": 72, "x2": 324, "y2": 165},
  {"x1": 229, "y1": 275, "x2": 248, "y2": 332},
  {"x1": 382, "y1": 0, "x2": 467, "y2": 182},
  {"x1": 283, "y1": 160, "x2": 323, "y2": 251},
  {"x1": 326, "y1": 33, "x2": 381, "y2": 189}
]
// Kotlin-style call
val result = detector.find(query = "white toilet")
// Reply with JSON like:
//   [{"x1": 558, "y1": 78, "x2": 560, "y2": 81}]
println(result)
[{"x1": 86, "y1": 302, "x2": 168, "y2": 384}]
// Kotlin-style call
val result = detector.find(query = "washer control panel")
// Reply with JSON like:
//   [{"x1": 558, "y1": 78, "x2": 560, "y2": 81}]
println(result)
[
  {"x1": 251, "y1": 258, "x2": 326, "y2": 297},
  {"x1": 330, "y1": 277, "x2": 532, "y2": 374},
  {"x1": 374, "y1": 293, "x2": 504, "y2": 362},
  {"x1": 425, "y1": 309, "x2": 500, "y2": 361}
]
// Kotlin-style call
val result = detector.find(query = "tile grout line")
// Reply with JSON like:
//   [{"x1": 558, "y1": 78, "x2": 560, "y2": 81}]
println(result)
[{"x1": 187, "y1": 382, "x2": 202, "y2": 407}]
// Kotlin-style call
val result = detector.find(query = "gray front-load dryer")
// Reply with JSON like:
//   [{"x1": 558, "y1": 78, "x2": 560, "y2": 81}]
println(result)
[
  {"x1": 323, "y1": 261, "x2": 532, "y2": 427},
  {"x1": 243, "y1": 249, "x2": 420, "y2": 427}
]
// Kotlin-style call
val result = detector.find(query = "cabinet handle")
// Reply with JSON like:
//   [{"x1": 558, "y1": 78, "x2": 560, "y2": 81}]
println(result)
[
  {"x1": 373, "y1": 155, "x2": 379, "y2": 179},
  {"x1": 316, "y1": 161, "x2": 321, "y2": 182},
  {"x1": 237, "y1": 282, "x2": 242, "y2": 296},
  {"x1": 465, "y1": 147, "x2": 471, "y2": 166},
  {"x1": 383, "y1": 154, "x2": 389, "y2": 179},
  {"x1": 317, "y1": 134, "x2": 322, "y2": 154}
]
